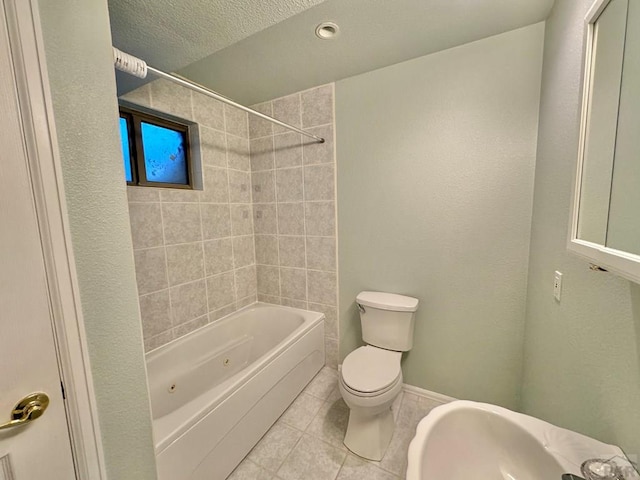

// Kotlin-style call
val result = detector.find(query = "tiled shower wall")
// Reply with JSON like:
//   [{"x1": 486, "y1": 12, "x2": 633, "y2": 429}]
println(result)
[
  {"x1": 122, "y1": 81, "x2": 338, "y2": 366},
  {"x1": 249, "y1": 85, "x2": 338, "y2": 367},
  {"x1": 122, "y1": 79, "x2": 256, "y2": 352}
]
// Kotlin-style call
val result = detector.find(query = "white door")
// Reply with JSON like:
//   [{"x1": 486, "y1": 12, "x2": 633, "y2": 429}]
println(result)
[{"x1": 0, "y1": 0, "x2": 77, "y2": 477}]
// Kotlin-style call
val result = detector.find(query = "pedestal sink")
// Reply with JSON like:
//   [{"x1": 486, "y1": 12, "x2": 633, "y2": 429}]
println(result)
[{"x1": 406, "y1": 400, "x2": 638, "y2": 480}]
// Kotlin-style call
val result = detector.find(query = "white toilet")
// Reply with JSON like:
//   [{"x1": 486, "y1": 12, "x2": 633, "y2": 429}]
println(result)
[{"x1": 339, "y1": 291, "x2": 419, "y2": 460}]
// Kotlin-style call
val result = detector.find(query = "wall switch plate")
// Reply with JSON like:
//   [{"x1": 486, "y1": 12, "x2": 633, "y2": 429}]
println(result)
[{"x1": 554, "y1": 271, "x2": 563, "y2": 301}]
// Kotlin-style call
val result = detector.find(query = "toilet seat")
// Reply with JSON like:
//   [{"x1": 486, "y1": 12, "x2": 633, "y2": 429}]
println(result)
[
  {"x1": 340, "y1": 373, "x2": 401, "y2": 398},
  {"x1": 341, "y1": 346, "x2": 402, "y2": 395}
]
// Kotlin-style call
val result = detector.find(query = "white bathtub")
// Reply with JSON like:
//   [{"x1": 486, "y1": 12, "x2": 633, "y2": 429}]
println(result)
[{"x1": 146, "y1": 303, "x2": 325, "y2": 480}]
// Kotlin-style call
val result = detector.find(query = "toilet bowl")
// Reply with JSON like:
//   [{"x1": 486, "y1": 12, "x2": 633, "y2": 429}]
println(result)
[
  {"x1": 339, "y1": 346, "x2": 403, "y2": 460},
  {"x1": 339, "y1": 291, "x2": 419, "y2": 461}
]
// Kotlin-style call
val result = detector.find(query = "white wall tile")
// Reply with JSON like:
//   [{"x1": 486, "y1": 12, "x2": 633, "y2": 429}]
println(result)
[
  {"x1": 251, "y1": 85, "x2": 338, "y2": 367},
  {"x1": 134, "y1": 247, "x2": 168, "y2": 295},
  {"x1": 204, "y1": 238, "x2": 234, "y2": 275},
  {"x1": 248, "y1": 101, "x2": 273, "y2": 138},
  {"x1": 126, "y1": 80, "x2": 255, "y2": 350},
  {"x1": 275, "y1": 132, "x2": 303, "y2": 168},
  {"x1": 251, "y1": 170, "x2": 276, "y2": 203},
  {"x1": 170, "y1": 280, "x2": 207, "y2": 325},
  {"x1": 225, "y1": 104, "x2": 249, "y2": 138},
  {"x1": 129, "y1": 203, "x2": 163, "y2": 249},
  {"x1": 162, "y1": 203, "x2": 202, "y2": 244},
  {"x1": 207, "y1": 272, "x2": 236, "y2": 311},
  {"x1": 166, "y1": 242, "x2": 204, "y2": 286},
  {"x1": 272, "y1": 93, "x2": 301, "y2": 134},
  {"x1": 279, "y1": 235, "x2": 306, "y2": 268},
  {"x1": 278, "y1": 202, "x2": 305, "y2": 235},
  {"x1": 253, "y1": 204, "x2": 278, "y2": 234},
  {"x1": 276, "y1": 167, "x2": 304, "y2": 202},
  {"x1": 301, "y1": 85, "x2": 333, "y2": 128},
  {"x1": 128, "y1": 81, "x2": 336, "y2": 356},
  {"x1": 201, "y1": 204, "x2": 231, "y2": 239},
  {"x1": 250, "y1": 137, "x2": 275, "y2": 171}
]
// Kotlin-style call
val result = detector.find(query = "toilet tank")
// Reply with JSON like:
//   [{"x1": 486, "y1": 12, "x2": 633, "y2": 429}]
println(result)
[{"x1": 356, "y1": 291, "x2": 419, "y2": 351}]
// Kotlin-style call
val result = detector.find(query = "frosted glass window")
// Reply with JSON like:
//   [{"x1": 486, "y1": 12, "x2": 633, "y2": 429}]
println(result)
[
  {"x1": 119, "y1": 117, "x2": 133, "y2": 183},
  {"x1": 141, "y1": 122, "x2": 188, "y2": 185},
  {"x1": 118, "y1": 105, "x2": 192, "y2": 188}
]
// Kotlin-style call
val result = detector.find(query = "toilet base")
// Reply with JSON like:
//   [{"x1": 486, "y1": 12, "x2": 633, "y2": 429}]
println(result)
[{"x1": 343, "y1": 406, "x2": 395, "y2": 461}]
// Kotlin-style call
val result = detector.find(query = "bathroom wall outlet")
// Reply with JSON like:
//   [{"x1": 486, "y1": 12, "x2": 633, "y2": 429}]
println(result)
[{"x1": 554, "y1": 271, "x2": 563, "y2": 302}]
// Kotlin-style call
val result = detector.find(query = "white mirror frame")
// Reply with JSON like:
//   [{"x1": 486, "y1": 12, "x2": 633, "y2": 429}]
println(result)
[{"x1": 568, "y1": 0, "x2": 640, "y2": 284}]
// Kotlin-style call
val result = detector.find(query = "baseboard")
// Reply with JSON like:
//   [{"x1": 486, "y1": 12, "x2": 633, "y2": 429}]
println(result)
[{"x1": 402, "y1": 383, "x2": 457, "y2": 404}]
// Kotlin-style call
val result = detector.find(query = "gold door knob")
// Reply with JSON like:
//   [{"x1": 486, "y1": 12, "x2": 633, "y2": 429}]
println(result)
[{"x1": 0, "y1": 393, "x2": 49, "y2": 431}]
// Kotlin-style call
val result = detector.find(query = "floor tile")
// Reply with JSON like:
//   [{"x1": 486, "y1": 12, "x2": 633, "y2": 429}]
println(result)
[
  {"x1": 391, "y1": 392, "x2": 404, "y2": 423},
  {"x1": 306, "y1": 397, "x2": 350, "y2": 449},
  {"x1": 417, "y1": 396, "x2": 446, "y2": 418},
  {"x1": 228, "y1": 458, "x2": 273, "y2": 480},
  {"x1": 248, "y1": 422, "x2": 303, "y2": 472},
  {"x1": 227, "y1": 366, "x2": 444, "y2": 480},
  {"x1": 303, "y1": 366, "x2": 339, "y2": 399},
  {"x1": 276, "y1": 434, "x2": 347, "y2": 480},
  {"x1": 336, "y1": 455, "x2": 399, "y2": 480},
  {"x1": 279, "y1": 392, "x2": 325, "y2": 431},
  {"x1": 325, "y1": 386, "x2": 342, "y2": 403},
  {"x1": 376, "y1": 393, "x2": 424, "y2": 476}
]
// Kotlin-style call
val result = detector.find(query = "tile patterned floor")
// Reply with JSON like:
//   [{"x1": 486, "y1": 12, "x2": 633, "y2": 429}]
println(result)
[{"x1": 227, "y1": 367, "x2": 445, "y2": 480}]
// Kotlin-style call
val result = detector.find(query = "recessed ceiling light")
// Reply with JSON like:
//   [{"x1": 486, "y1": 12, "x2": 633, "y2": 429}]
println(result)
[{"x1": 315, "y1": 22, "x2": 340, "y2": 40}]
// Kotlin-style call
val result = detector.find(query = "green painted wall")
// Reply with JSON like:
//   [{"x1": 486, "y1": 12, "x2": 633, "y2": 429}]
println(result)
[
  {"x1": 521, "y1": 0, "x2": 640, "y2": 457},
  {"x1": 336, "y1": 24, "x2": 544, "y2": 409},
  {"x1": 37, "y1": 0, "x2": 157, "y2": 477}
]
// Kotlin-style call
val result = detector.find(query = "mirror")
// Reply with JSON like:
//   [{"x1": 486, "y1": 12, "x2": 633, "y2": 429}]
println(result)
[{"x1": 570, "y1": 0, "x2": 640, "y2": 282}]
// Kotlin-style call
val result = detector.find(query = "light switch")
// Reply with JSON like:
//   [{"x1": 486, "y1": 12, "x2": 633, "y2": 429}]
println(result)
[{"x1": 554, "y1": 271, "x2": 563, "y2": 302}]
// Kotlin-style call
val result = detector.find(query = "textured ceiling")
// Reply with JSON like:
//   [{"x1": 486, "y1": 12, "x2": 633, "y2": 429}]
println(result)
[
  {"x1": 108, "y1": 0, "x2": 328, "y2": 93},
  {"x1": 110, "y1": 0, "x2": 555, "y2": 103}
]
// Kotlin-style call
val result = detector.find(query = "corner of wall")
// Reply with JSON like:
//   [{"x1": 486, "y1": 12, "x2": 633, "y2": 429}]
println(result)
[{"x1": 36, "y1": 0, "x2": 157, "y2": 477}]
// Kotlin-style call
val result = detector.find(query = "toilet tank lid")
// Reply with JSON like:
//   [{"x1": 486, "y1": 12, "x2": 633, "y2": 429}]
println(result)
[{"x1": 356, "y1": 291, "x2": 419, "y2": 312}]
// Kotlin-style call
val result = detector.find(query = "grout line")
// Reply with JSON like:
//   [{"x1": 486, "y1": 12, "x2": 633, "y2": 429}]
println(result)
[
  {"x1": 252, "y1": 199, "x2": 335, "y2": 205},
  {"x1": 198, "y1": 123, "x2": 226, "y2": 138},
  {"x1": 225, "y1": 165, "x2": 253, "y2": 175},
  {"x1": 271, "y1": 132, "x2": 282, "y2": 304},
  {"x1": 157, "y1": 202, "x2": 175, "y2": 337},
  {"x1": 329, "y1": 82, "x2": 340, "y2": 366},
  {"x1": 188, "y1": 87, "x2": 195, "y2": 124},
  {"x1": 246, "y1": 116, "x2": 258, "y2": 302},
  {"x1": 248, "y1": 137, "x2": 259, "y2": 302},
  {"x1": 247, "y1": 121, "x2": 334, "y2": 141},
  {"x1": 197, "y1": 204, "x2": 210, "y2": 322},
  {"x1": 224, "y1": 129, "x2": 249, "y2": 142},
  {"x1": 130, "y1": 200, "x2": 255, "y2": 207},
  {"x1": 300, "y1": 92, "x2": 310, "y2": 310},
  {"x1": 336, "y1": 449, "x2": 350, "y2": 478},
  {"x1": 208, "y1": 299, "x2": 237, "y2": 320},
  {"x1": 133, "y1": 235, "x2": 255, "y2": 253},
  {"x1": 170, "y1": 313, "x2": 208, "y2": 338},
  {"x1": 148, "y1": 80, "x2": 155, "y2": 109},
  {"x1": 223, "y1": 105, "x2": 240, "y2": 310},
  {"x1": 248, "y1": 158, "x2": 334, "y2": 173},
  {"x1": 142, "y1": 269, "x2": 236, "y2": 296},
  {"x1": 271, "y1": 430, "x2": 305, "y2": 477},
  {"x1": 138, "y1": 287, "x2": 171, "y2": 299}
]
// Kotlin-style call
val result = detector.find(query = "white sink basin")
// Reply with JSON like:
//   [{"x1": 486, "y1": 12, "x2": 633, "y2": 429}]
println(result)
[{"x1": 406, "y1": 400, "x2": 636, "y2": 480}]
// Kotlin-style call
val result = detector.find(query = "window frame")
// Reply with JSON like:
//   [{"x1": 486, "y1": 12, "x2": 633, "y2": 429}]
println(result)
[{"x1": 119, "y1": 105, "x2": 193, "y2": 190}]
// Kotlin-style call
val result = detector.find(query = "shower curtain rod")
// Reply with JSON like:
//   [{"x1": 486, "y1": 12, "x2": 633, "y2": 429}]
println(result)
[{"x1": 113, "y1": 48, "x2": 325, "y2": 144}]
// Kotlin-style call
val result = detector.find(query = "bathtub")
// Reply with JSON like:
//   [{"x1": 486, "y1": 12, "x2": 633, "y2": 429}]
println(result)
[{"x1": 146, "y1": 303, "x2": 325, "y2": 480}]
